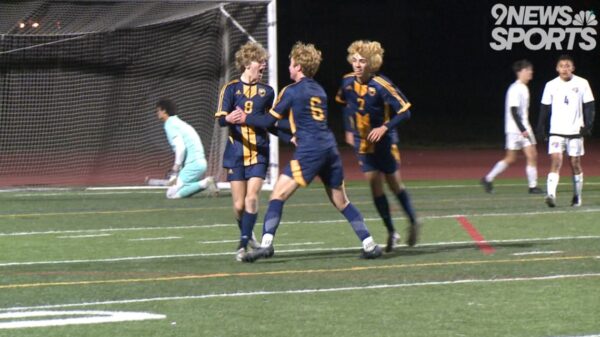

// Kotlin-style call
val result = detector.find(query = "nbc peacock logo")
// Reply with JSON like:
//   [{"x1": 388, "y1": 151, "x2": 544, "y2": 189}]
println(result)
[{"x1": 490, "y1": 5, "x2": 598, "y2": 51}]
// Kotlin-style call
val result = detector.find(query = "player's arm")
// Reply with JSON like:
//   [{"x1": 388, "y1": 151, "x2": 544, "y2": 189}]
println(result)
[
  {"x1": 581, "y1": 101, "x2": 595, "y2": 136},
  {"x1": 241, "y1": 86, "x2": 292, "y2": 128},
  {"x1": 536, "y1": 104, "x2": 551, "y2": 140},
  {"x1": 368, "y1": 79, "x2": 411, "y2": 142},
  {"x1": 510, "y1": 107, "x2": 527, "y2": 133},
  {"x1": 215, "y1": 84, "x2": 235, "y2": 126},
  {"x1": 170, "y1": 134, "x2": 186, "y2": 173}
]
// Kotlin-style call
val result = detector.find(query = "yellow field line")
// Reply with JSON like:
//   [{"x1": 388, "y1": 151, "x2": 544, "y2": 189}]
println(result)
[{"x1": 1, "y1": 255, "x2": 594, "y2": 290}]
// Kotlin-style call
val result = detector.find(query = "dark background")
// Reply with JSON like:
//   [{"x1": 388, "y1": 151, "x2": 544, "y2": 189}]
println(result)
[{"x1": 277, "y1": 0, "x2": 600, "y2": 146}]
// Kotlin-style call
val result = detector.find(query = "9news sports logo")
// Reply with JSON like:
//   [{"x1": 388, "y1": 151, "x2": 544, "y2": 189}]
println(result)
[{"x1": 490, "y1": 4, "x2": 598, "y2": 51}]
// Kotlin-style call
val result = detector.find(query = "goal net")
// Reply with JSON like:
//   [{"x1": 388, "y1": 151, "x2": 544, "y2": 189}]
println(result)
[{"x1": 0, "y1": 0, "x2": 278, "y2": 189}]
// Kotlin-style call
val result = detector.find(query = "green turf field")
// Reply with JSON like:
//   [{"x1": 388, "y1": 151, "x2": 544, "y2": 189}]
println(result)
[{"x1": 1, "y1": 178, "x2": 599, "y2": 337}]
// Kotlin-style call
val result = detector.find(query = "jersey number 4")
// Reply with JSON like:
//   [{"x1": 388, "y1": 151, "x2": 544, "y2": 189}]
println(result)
[{"x1": 564, "y1": 96, "x2": 569, "y2": 105}]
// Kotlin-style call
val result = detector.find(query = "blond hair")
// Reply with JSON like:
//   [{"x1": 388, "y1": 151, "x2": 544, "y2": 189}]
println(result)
[
  {"x1": 347, "y1": 40, "x2": 384, "y2": 72},
  {"x1": 289, "y1": 41, "x2": 322, "y2": 78},
  {"x1": 234, "y1": 41, "x2": 268, "y2": 73}
]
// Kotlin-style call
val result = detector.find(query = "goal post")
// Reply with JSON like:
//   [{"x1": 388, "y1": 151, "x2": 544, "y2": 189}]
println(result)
[{"x1": 0, "y1": 0, "x2": 279, "y2": 190}]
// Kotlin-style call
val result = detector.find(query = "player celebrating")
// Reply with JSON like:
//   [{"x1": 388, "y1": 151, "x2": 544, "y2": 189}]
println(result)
[
  {"x1": 155, "y1": 99, "x2": 217, "y2": 199},
  {"x1": 215, "y1": 42, "x2": 275, "y2": 260},
  {"x1": 230, "y1": 41, "x2": 383, "y2": 262},
  {"x1": 335, "y1": 40, "x2": 419, "y2": 251},
  {"x1": 481, "y1": 60, "x2": 543, "y2": 194},
  {"x1": 537, "y1": 55, "x2": 595, "y2": 207}
]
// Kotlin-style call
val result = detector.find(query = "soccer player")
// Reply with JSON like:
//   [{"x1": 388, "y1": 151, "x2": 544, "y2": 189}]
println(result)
[
  {"x1": 215, "y1": 41, "x2": 275, "y2": 260},
  {"x1": 335, "y1": 40, "x2": 419, "y2": 251},
  {"x1": 155, "y1": 99, "x2": 217, "y2": 199},
  {"x1": 537, "y1": 55, "x2": 595, "y2": 207},
  {"x1": 481, "y1": 60, "x2": 543, "y2": 194},
  {"x1": 230, "y1": 41, "x2": 383, "y2": 262}
]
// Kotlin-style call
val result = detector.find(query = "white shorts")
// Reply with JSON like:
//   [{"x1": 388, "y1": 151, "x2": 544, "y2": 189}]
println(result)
[
  {"x1": 505, "y1": 132, "x2": 536, "y2": 150},
  {"x1": 548, "y1": 135, "x2": 585, "y2": 156}
]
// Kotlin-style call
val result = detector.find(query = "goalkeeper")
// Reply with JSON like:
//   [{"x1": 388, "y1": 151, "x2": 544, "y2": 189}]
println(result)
[{"x1": 152, "y1": 99, "x2": 218, "y2": 199}]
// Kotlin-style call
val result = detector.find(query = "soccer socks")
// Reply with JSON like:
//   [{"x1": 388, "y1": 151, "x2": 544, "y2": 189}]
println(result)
[
  {"x1": 341, "y1": 203, "x2": 371, "y2": 241},
  {"x1": 547, "y1": 172, "x2": 559, "y2": 197},
  {"x1": 261, "y1": 199, "x2": 285, "y2": 244},
  {"x1": 485, "y1": 160, "x2": 508, "y2": 182},
  {"x1": 526, "y1": 165, "x2": 538, "y2": 188},
  {"x1": 573, "y1": 173, "x2": 583, "y2": 197},
  {"x1": 373, "y1": 195, "x2": 395, "y2": 233},
  {"x1": 396, "y1": 189, "x2": 417, "y2": 224},
  {"x1": 239, "y1": 211, "x2": 258, "y2": 249}
]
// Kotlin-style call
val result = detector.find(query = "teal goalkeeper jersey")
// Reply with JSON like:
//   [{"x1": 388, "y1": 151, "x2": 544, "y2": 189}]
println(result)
[{"x1": 164, "y1": 115, "x2": 206, "y2": 166}]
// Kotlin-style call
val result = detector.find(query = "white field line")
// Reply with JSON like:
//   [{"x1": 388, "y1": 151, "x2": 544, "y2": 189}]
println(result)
[
  {"x1": 2, "y1": 207, "x2": 600, "y2": 238},
  {"x1": 1, "y1": 235, "x2": 598, "y2": 268},
  {"x1": 4, "y1": 181, "x2": 600, "y2": 196},
  {"x1": 198, "y1": 240, "x2": 323, "y2": 247},
  {"x1": 128, "y1": 237, "x2": 182, "y2": 242},
  {"x1": 198, "y1": 239, "x2": 238, "y2": 244},
  {"x1": 512, "y1": 251, "x2": 563, "y2": 256},
  {"x1": 57, "y1": 234, "x2": 112, "y2": 239},
  {"x1": 1, "y1": 272, "x2": 599, "y2": 312}
]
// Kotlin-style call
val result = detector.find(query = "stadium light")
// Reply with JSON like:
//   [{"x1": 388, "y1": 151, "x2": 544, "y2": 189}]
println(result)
[
  {"x1": 31, "y1": 22, "x2": 40, "y2": 28},
  {"x1": 18, "y1": 22, "x2": 25, "y2": 29}
]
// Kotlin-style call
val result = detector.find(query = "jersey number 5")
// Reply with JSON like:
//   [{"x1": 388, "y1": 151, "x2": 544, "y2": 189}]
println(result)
[{"x1": 310, "y1": 97, "x2": 325, "y2": 121}]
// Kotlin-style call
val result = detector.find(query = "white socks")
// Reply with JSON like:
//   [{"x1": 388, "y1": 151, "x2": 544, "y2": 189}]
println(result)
[
  {"x1": 547, "y1": 172, "x2": 559, "y2": 197},
  {"x1": 362, "y1": 236, "x2": 376, "y2": 252},
  {"x1": 573, "y1": 173, "x2": 583, "y2": 197},
  {"x1": 526, "y1": 165, "x2": 538, "y2": 188},
  {"x1": 261, "y1": 233, "x2": 274, "y2": 247},
  {"x1": 485, "y1": 160, "x2": 508, "y2": 182}
]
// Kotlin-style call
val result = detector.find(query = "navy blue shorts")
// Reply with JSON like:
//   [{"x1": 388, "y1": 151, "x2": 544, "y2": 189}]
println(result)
[
  {"x1": 226, "y1": 163, "x2": 268, "y2": 181},
  {"x1": 357, "y1": 145, "x2": 399, "y2": 174},
  {"x1": 283, "y1": 147, "x2": 344, "y2": 188}
]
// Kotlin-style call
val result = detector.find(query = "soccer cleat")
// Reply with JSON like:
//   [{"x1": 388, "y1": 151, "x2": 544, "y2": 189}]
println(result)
[
  {"x1": 480, "y1": 177, "x2": 494, "y2": 194},
  {"x1": 528, "y1": 187, "x2": 544, "y2": 194},
  {"x1": 571, "y1": 195, "x2": 582, "y2": 207},
  {"x1": 242, "y1": 245, "x2": 274, "y2": 263},
  {"x1": 235, "y1": 247, "x2": 246, "y2": 262},
  {"x1": 248, "y1": 232, "x2": 261, "y2": 250},
  {"x1": 360, "y1": 245, "x2": 383, "y2": 259},
  {"x1": 385, "y1": 232, "x2": 401, "y2": 252},
  {"x1": 205, "y1": 176, "x2": 219, "y2": 197},
  {"x1": 545, "y1": 195, "x2": 556, "y2": 208},
  {"x1": 407, "y1": 220, "x2": 421, "y2": 247}
]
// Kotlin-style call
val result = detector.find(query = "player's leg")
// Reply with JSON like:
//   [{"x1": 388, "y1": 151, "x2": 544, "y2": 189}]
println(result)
[
  {"x1": 324, "y1": 184, "x2": 381, "y2": 259},
  {"x1": 546, "y1": 136, "x2": 565, "y2": 207},
  {"x1": 522, "y1": 144, "x2": 542, "y2": 193},
  {"x1": 229, "y1": 178, "x2": 247, "y2": 239},
  {"x1": 365, "y1": 170, "x2": 397, "y2": 249},
  {"x1": 321, "y1": 147, "x2": 381, "y2": 258},
  {"x1": 482, "y1": 145, "x2": 518, "y2": 193},
  {"x1": 385, "y1": 170, "x2": 420, "y2": 247},
  {"x1": 241, "y1": 174, "x2": 299, "y2": 263},
  {"x1": 172, "y1": 161, "x2": 212, "y2": 198},
  {"x1": 567, "y1": 137, "x2": 585, "y2": 207},
  {"x1": 240, "y1": 175, "x2": 264, "y2": 250}
]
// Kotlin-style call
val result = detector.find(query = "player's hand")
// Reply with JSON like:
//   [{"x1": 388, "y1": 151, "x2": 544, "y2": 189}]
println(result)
[
  {"x1": 290, "y1": 136, "x2": 297, "y2": 147},
  {"x1": 521, "y1": 130, "x2": 530, "y2": 139},
  {"x1": 580, "y1": 126, "x2": 592, "y2": 137},
  {"x1": 367, "y1": 125, "x2": 388, "y2": 143},
  {"x1": 226, "y1": 108, "x2": 244, "y2": 124}
]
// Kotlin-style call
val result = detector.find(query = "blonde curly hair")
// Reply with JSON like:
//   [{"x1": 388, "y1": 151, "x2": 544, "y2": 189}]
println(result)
[
  {"x1": 347, "y1": 40, "x2": 384, "y2": 72},
  {"x1": 235, "y1": 41, "x2": 268, "y2": 73},
  {"x1": 289, "y1": 41, "x2": 322, "y2": 78}
]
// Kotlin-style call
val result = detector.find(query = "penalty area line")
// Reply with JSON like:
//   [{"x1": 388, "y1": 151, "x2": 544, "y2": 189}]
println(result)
[{"x1": 1, "y1": 272, "x2": 599, "y2": 312}]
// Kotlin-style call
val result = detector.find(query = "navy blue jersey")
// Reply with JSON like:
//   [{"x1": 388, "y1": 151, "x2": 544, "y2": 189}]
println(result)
[
  {"x1": 270, "y1": 77, "x2": 337, "y2": 153},
  {"x1": 215, "y1": 79, "x2": 274, "y2": 168},
  {"x1": 336, "y1": 73, "x2": 411, "y2": 154}
]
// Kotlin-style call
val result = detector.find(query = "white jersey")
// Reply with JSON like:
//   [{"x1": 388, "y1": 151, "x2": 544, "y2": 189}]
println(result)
[
  {"x1": 164, "y1": 115, "x2": 205, "y2": 166},
  {"x1": 505, "y1": 80, "x2": 531, "y2": 134},
  {"x1": 541, "y1": 75, "x2": 594, "y2": 136}
]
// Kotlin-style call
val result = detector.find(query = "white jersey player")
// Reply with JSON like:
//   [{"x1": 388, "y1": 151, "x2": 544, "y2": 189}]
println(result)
[
  {"x1": 481, "y1": 60, "x2": 542, "y2": 194},
  {"x1": 152, "y1": 99, "x2": 218, "y2": 199},
  {"x1": 536, "y1": 55, "x2": 595, "y2": 207}
]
